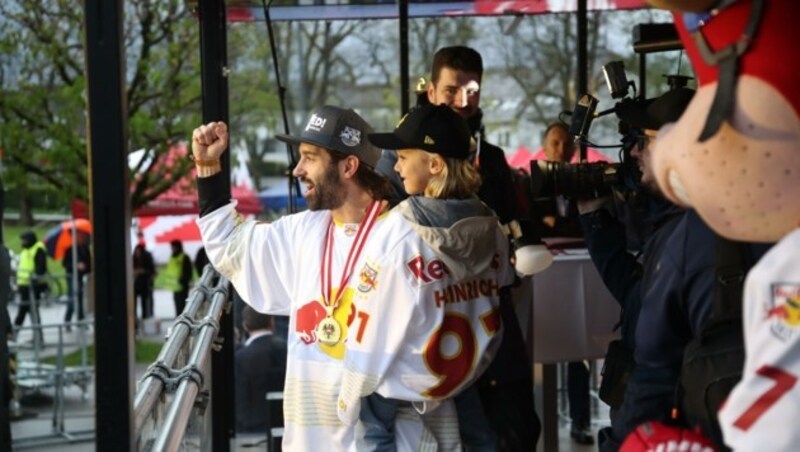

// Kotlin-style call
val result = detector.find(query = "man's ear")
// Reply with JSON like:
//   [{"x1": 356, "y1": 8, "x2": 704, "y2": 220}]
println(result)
[
  {"x1": 427, "y1": 82, "x2": 436, "y2": 104},
  {"x1": 341, "y1": 155, "x2": 360, "y2": 178}
]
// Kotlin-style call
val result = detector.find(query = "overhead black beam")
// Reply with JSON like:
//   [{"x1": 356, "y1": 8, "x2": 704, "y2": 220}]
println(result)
[
  {"x1": 198, "y1": 1, "x2": 233, "y2": 451},
  {"x1": 633, "y1": 23, "x2": 682, "y2": 54},
  {"x1": 84, "y1": 0, "x2": 135, "y2": 450}
]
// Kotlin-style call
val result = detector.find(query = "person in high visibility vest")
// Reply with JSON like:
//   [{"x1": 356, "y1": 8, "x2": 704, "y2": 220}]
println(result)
[
  {"x1": 13, "y1": 231, "x2": 47, "y2": 342},
  {"x1": 162, "y1": 240, "x2": 192, "y2": 316}
]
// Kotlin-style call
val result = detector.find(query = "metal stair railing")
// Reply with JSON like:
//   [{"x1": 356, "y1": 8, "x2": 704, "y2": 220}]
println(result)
[{"x1": 133, "y1": 265, "x2": 230, "y2": 451}]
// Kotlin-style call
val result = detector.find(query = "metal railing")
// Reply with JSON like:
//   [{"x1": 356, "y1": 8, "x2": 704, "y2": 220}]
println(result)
[
  {"x1": 133, "y1": 266, "x2": 230, "y2": 451},
  {"x1": 10, "y1": 320, "x2": 95, "y2": 449}
]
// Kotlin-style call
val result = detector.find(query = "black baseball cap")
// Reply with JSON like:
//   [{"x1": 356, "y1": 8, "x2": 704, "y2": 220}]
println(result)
[
  {"x1": 275, "y1": 105, "x2": 381, "y2": 169},
  {"x1": 368, "y1": 104, "x2": 472, "y2": 160},
  {"x1": 616, "y1": 87, "x2": 695, "y2": 130}
]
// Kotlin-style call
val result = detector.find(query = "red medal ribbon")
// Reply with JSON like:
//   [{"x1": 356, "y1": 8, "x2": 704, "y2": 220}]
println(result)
[{"x1": 320, "y1": 200, "x2": 382, "y2": 311}]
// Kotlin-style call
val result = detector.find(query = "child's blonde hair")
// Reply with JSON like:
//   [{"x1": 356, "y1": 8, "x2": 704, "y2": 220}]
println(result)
[{"x1": 422, "y1": 152, "x2": 481, "y2": 199}]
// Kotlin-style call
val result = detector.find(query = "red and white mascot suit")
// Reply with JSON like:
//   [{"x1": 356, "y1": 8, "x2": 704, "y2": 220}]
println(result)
[{"x1": 638, "y1": 0, "x2": 800, "y2": 450}]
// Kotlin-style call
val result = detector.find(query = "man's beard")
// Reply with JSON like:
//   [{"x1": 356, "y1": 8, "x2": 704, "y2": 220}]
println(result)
[
  {"x1": 639, "y1": 173, "x2": 665, "y2": 199},
  {"x1": 639, "y1": 161, "x2": 659, "y2": 196},
  {"x1": 306, "y1": 164, "x2": 345, "y2": 211}
]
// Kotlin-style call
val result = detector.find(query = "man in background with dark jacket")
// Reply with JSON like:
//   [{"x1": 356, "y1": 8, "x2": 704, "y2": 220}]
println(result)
[
  {"x1": 63, "y1": 240, "x2": 91, "y2": 330},
  {"x1": 235, "y1": 305, "x2": 287, "y2": 434}
]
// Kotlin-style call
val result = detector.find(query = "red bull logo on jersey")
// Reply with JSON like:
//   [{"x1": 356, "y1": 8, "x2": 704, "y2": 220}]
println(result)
[
  {"x1": 766, "y1": 283, "x2": 800, "y2": 341},
  {"x1": 357, "y1": 262, "x2": 378, "y2": 293},
  {"x1": 295, "y1": 300, "x2": 327, "y2": 345},
  {"x1": 343, "y1": 223, "x2": 358, "y2": 237},
  {"x1": 407, "y1": 255, "x2": 448, "y2": 284}
]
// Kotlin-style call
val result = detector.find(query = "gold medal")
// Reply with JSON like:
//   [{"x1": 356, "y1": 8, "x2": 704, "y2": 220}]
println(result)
[
  {"x1": 316, "y1": 200, "x2": 384, "y2": 348},
  {"x1": 316, "y1": 316, "x2": 342, "y2": 346}
]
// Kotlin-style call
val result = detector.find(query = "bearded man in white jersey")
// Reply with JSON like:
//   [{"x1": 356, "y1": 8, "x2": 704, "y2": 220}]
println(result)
[
  {"x1": 194, "y1": 108, "x2": 393, "y2": 450},
  {"x1": 192, "y1": 106, "x2": 510, "y2": 451}
]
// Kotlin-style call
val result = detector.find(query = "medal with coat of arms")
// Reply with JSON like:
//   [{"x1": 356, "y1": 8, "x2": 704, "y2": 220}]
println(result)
[{"x1": 317, "y1": 316, "x2": 342, "y2": 346}]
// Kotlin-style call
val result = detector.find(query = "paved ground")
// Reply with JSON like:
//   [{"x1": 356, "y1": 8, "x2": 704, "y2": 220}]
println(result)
[
  {"x1": 8, "y1": 289, "x2": 173, "y2": 451},
  {"x1": 7, "y1": 289, "x2": 605, "y2": 452}
]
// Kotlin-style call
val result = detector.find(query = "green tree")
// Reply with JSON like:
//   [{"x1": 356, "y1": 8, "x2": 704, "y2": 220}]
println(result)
[
  {"x1": 223, "y1": 16, "x2": 475, "y2": 191},
  {"x1": 225, "y1": 19, "x2": 364, "y2": 190},
  {"x1": 226, "y1": 22, "x2": 284, "y2": 192},
  {"x1": 490, "y1": 9, "x2": 681, "y2": 143},
  {"x1": 0, "y1": 0, "x2": 201, "y2": 223},
  {"x1": 409, "y1": 17, "x2": 476, "y2": 81},
  {"x1": 494, "y1": 12, "x2": 616, "y2": 128},
  {"x1": 278, "y1": 20, "x2": 361, "y2": 125}
]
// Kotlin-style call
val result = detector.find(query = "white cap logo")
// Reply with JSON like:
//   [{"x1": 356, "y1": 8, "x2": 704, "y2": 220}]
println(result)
[
  {"x1": 340, "y1": 126, "x2": 361, "y2": 147},
  {"x1": 305, "y1": 113, "x2": 328, "y2": 132}
]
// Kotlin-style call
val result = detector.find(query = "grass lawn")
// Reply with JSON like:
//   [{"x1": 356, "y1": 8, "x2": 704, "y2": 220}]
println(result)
[{"x1": 41, "y1": 338, "x2": 164, "y2": 366}]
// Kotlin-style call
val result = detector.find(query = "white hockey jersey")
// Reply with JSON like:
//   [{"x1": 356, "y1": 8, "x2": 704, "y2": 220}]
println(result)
[
  {"x1": 718, "y1": 228, "x2": 800, "y2": 451},
  {"x1": 197, "y1": 200, "x2": 511, "y2": 451},
  {"x1": 337, "y1": 198, "x2": 513, "y2": 425}
]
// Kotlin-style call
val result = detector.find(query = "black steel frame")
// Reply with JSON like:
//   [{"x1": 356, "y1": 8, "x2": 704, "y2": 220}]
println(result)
[
  {"x1": 84, "y1": 0, "x2": 135, "y2": 450},
  {"x1": 82, "y1": 0, "x2": 599, "y2": 449}
]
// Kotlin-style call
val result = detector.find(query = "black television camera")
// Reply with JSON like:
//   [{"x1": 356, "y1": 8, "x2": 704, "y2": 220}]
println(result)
[
  {"x1": 530, "y1": 159, "x2": 624, "y2": 200},
  {"x1": 530, "y1": 61, "x2": 643, "y2": 199}
]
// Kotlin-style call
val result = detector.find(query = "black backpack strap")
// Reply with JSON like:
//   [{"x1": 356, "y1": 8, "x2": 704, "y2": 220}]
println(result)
[
  {"x1": 714, "y1": 235, "x2": 748, "y2": 316},
  {"x1": 673, "y1": 235, "x2": 750, "y2": 447}
]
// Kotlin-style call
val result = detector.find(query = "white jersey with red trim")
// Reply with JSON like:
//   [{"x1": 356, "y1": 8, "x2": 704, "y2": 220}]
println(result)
[
  {"x1": 197, "y1": 200, "x2": 511, "y2": 451},
  {"x1": 718, "y1": 229, "x2": 800, "y2": 451},
  {"x1": 337, "y1": 199, "x2": 513, "y2": 425}
]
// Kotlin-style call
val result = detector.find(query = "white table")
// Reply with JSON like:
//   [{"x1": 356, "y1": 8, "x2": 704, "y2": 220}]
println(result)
[{"x1": 530, "y1": 251, "x2": 621, "y2": 451}]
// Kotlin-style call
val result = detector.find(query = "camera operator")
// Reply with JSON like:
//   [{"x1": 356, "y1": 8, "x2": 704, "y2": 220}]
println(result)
[
  {"x1": 577, "y1": 87, "x2": 694, "y2": 450},
  {"x1": 578, "y1": 87, "x2": 771, "y2": 450}
]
